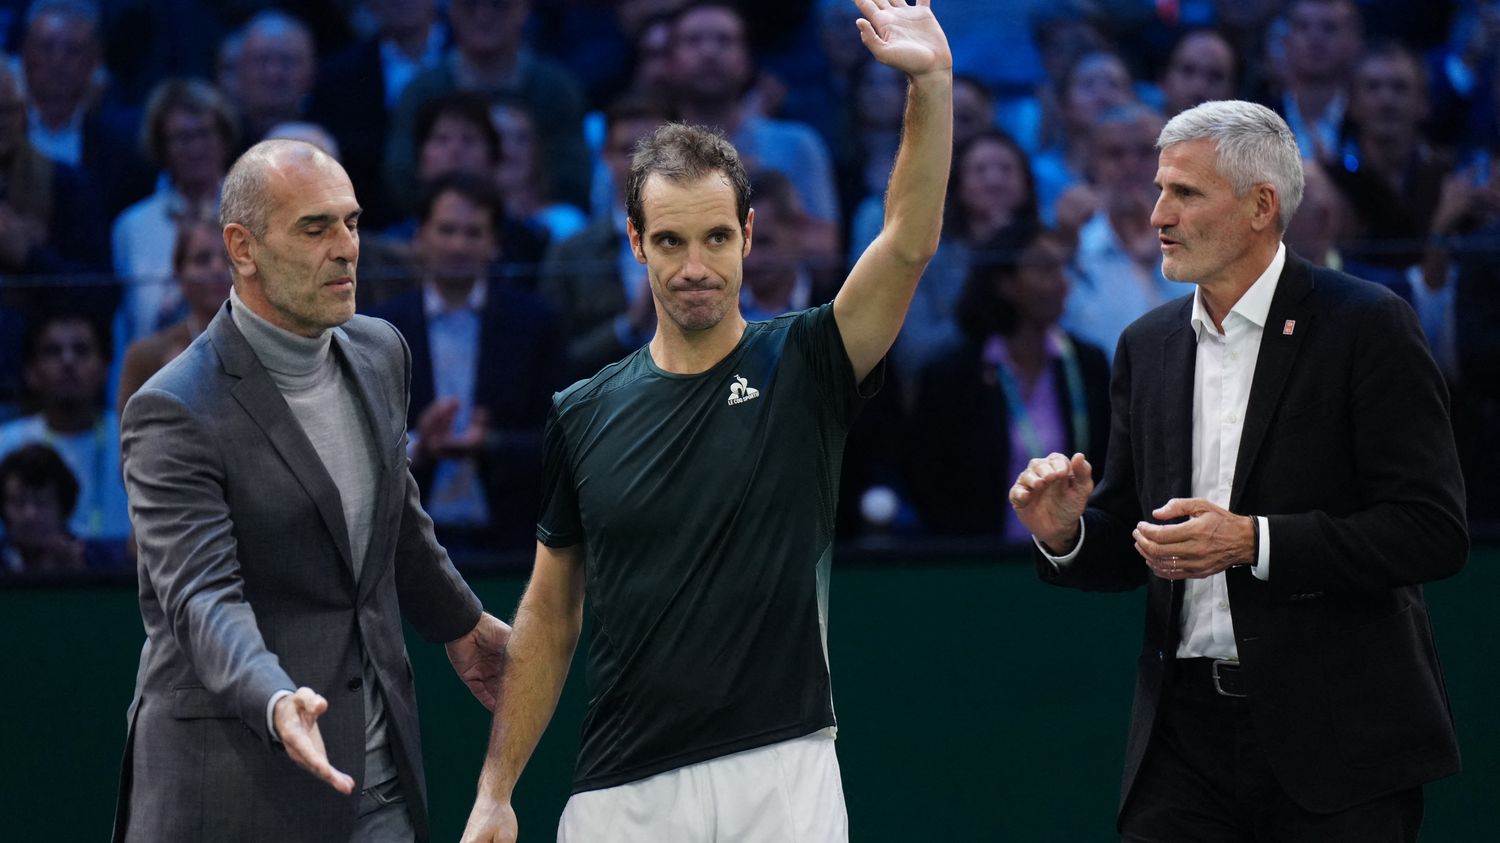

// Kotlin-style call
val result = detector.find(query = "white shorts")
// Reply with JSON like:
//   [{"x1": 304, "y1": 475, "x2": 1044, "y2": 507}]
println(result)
[{"x1": 558, "y1": 727, "x2": 847, "y2": 843}]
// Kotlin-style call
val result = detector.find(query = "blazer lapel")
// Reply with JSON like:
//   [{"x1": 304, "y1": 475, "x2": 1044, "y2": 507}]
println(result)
[
  {"x1": 332, "y1": 328, "x2": 400, "y2": 601},
  {"x1": 211, "y1": 305, "x2": 358, "y2": 577},
  {"x1": 1230, "y1": 254, "x2": 1315, "y2": 511},
  {"x1": 1159, "y1": 303, "x2": 1198, "y2": 506}
]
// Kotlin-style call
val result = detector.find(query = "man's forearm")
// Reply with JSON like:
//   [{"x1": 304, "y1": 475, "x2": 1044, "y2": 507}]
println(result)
[
  {"x1": 474, "y1": 599, "x2": 582, "y2": 801},
  {"x1": 880, "y1": 70, "x2": 953, "y2": 263}
]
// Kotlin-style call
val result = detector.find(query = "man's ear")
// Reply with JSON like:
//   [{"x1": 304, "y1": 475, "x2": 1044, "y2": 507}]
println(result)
[
  {"x1": 626, "y1": 217, "x2": 647, "y2": 264},
  {"x1": 1250, "y1": 184, "x2": 1280, "y2": 233},
  {"x1": 224, "y1": 223, "x2": 257, "y2": 278},
  {"x1": 741, "y1": 207, "x2": 755, "y2": 258}
]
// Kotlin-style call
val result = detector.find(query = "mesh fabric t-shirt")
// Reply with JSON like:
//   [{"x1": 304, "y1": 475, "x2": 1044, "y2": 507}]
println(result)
[{"x1": 538, "y1": 303, "x2": 881, "y2": 793}]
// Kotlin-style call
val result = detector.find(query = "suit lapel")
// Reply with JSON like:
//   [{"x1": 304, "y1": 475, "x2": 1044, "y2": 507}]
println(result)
[
  {"x1": 332, "y1": 327, "x2": 400, "y2": 602},
  {"x1": 1160, "y1": 303, "x2": 1198, "y2": 504},
  {"x1": 212, "y1": 306, "x2": 358, "y2": 577},
  {"x1": 1230, "y1": 254, "x2": 1315, "y2": 511}
]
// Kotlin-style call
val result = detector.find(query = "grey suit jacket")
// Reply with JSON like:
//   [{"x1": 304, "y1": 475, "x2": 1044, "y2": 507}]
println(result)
[{"x1": 112, "y1": 302, "x2": 482, "y2": 842}]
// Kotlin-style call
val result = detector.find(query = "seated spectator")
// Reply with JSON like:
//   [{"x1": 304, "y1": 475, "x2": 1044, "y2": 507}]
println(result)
[
  {"x1": 0, "y1": 442, "x2": 126, "y2": 574},
  {"x1": 111, "y1": 78, "x2": 235, "y2": 348},
  {"x1": 906, "y1": 226, "x2": 1109, "y2": 540},
  {"x1": 0, "y1": 311, "x2": 130, "y2": 544},
  {"x1": 875, "y1": 129, "x2": 1039, "y2": 386},
  {"x1": 367, "y1": 93, "x2": 543, "y2": 309},
  {"x1": 1277, "y1": 0, "x2": 1365, "y2": 158},
  {"x1": 116, "y1": 220, "x2": 230, "y2": 417},
  {"x1": 953, "y1": 73, "x2": 998, "y2": 150},
  {"x1": 367, "y1": 173, "x2": 564, "y2": 554},
  {"x1": 665, "y1": 2, "x2": 842, "y2": 259},
  {"x1": 1159, "y1": 29, "x2": 1238, "y2": 117},
  {"x1": 539, "y1": 95, "x2": 669, "y2": 379},
  {"x1": 308, "y1": 0, "x2": 446, "y2": 230},
  {"x1": 1056, "y1": 103, "x2": 1175, "y2": 359},
  {"x1": 19, "y1": 0, "x2": 152, "y2": 217},
  {"x1": 741, "y1": 170, "x2": 835, "y2": 321},
  {"x1": 1031, "y1": 50, "x2": 1138, "y2": 223},
  {"x1": 229, "y1": 11, "x2": 317, "y2": 149},
  {"x1": 997, "y1": 2, "x2": 1110, "y2": 156},
  {"x1": 1323, "y1": 42, "x2": 1454, "y2": 293},
  {"x1": 386, "y1": 0, "x2": 590, "y2": 214},
  {"x1": 0, "y1": 61, "x2": 113, "y2": 411},
  {"x1": 491, "y1": 102, "x2": 588, "y2": 244}
]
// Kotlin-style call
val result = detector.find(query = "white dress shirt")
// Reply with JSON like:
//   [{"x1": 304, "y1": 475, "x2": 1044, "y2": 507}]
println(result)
[{"x1": 1043, "y1": 244, "x2": 1284, "y2": 660}]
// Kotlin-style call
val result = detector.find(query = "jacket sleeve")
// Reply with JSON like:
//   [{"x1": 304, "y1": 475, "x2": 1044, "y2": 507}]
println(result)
[
  {"x1": 1263, "y1": 292, "x2": 1469, "y2": 593},
  {"x1": 122, "y1": 388, "x2": 296, "y2": 743}
]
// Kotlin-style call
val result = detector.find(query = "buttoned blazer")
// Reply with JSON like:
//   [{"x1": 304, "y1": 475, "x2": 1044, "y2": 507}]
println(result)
[
  {"x1": 112, "y1": 302, "x2": 482, "y2": 842},
  {"x1": 1037, "y1": 251, "x2": 1468, "y2": 816}
]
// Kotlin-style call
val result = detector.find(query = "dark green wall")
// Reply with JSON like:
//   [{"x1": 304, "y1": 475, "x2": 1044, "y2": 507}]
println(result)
[{"x1": 3, "y1": 552, "x2": 1495, "y2": 840}]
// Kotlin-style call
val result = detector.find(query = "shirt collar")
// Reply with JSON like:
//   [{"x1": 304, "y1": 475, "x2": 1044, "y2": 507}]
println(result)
[
  {"x1": 1190, "y1": 242, "x2": 1285, "y2": 340},
  {"x1": 423, "y1": 278, "x2": 488, "y2": 319}
]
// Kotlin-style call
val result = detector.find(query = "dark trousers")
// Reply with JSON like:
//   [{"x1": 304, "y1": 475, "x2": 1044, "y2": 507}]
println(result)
[{"x1": 1119, "y1": 659, "x2": 1423, "y2": 842}]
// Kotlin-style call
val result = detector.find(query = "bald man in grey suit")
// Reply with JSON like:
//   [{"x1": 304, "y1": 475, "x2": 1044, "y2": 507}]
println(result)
[{"x1": 113, "y1": 140, "x2": 510, "y2": 842}]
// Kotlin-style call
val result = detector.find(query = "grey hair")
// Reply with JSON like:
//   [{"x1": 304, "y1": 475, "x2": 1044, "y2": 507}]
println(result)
[
  {"x1": 219, "y1": 139, "x2": 333, "y2": 240},
  {"x1": 1157, "y1": 100, "x2": 1304, "y2": 231}
]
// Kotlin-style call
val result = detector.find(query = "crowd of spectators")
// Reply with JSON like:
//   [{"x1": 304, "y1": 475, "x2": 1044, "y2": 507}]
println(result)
[{"x1": 2, "y1": 0, "x2": 1498, "y2": 577}]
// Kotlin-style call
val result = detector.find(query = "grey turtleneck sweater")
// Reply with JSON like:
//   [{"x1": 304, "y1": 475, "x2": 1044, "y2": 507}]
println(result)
[{"x1": 230, "y1": 288, "x2": 397, "y2": 787}]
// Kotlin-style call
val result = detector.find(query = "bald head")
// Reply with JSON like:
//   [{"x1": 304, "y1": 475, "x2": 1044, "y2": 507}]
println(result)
[{"x1": 221, "y1": 139, "x2": 344, "y2": 239}]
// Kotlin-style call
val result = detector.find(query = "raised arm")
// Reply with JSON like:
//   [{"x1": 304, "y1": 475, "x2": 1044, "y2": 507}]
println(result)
[
  {"x1": 833, "y1": 0, "x2": 953, "y2": 381},
  {"x1": 461, "y1": 541, "x2": 587, "y2": 843}
]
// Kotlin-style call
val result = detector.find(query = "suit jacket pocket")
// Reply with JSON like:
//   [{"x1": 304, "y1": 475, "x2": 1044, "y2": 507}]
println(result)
[
  {"x1": 1321, "y1": 606, "x2": 1452, "y2": 768},
  {"x1": 170, "y1": 685, "x2": 236, "y2": 720}
]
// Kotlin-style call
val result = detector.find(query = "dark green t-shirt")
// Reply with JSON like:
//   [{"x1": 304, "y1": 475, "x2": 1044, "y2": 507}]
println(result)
[{"x1": 538, "y1": 303, "x2": 881, "y2": 792}]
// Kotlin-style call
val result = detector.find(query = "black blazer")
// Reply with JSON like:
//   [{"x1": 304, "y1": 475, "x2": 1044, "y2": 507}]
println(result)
[
  {"x1": 907, "y1": 333, "x2": 1110, "y2": 536},
  {"x1": 370, "y1": 282, "x2": 566, "y2": 548},
  {"x1": 1038, "y1": 252, "x2": 1468, "y2": 816}
]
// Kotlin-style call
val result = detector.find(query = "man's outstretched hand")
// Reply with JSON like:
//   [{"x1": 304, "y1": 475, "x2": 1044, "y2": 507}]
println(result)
[
  {"x1": 274, "y1": 687, "x2": 355, "y2": 795},
  {"x1": 853, "y1": 0, "x2": 953, "y2": 79}
]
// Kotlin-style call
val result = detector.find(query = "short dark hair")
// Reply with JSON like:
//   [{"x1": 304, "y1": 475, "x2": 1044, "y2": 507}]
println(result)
[
  {"x1": 141, "y1": 77, "x2": 238, "y2": 169},
  {"x1": 415, "y1": 171, "x2": 505, "y2": 232},
  {"x1": 747, "y1": 168, "x2": 800, "y2": 220},
  {"x1": 22, "y1": 310, "x2": 108, "y2": 367},
  {"x1": 625, "y1": 122, "x2": 750, "y2": 237},
  {"x1": 0, "y1": 443, "x2": 80, "y2": 523},
  {"x1": 955, "y1": 224, "x2": 1059, "y2": 340},
  {"x1": 948, "y1": 129, "x2": 1039, "y2": 237},
  {"x1": 415, "y1": 92, "x2": 503, "y2": 166}
]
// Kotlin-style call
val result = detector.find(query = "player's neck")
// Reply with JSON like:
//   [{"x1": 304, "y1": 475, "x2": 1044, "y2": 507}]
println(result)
[{"x1": 649, "y1": 315, "x2": 748, "y2": 375}]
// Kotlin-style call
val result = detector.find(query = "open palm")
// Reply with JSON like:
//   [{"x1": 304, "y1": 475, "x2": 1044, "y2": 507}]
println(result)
[{"x1": 854, "y1": 0, "x2": 953, "y2": 77}]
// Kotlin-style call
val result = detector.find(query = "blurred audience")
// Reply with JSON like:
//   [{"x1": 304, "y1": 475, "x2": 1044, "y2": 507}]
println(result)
[
  {"x1": 906, "y1": 226, "x2": 1110, "y2": 539},
  {"x1": 887, "y1": 130, "x2": 1040, "y2": 385},
  {"x1": 1278, "y1": 0, "x2": 1365, "y2": 157},
  {"x1": 1057, "y1": 103, "x2": 1174, "y2": 360},
  {"x1": 20, "y1": 0, "x2": 150, "y2": 217},
  {"x1": 741, "y1": 169, "x2": 834, "y2": 321},
  {"x1": 0, "y1": 311, "x2": 129, "y2": 544},
  {"x1": 111, "y1": 78, "x2": 234, "y2": 347},
  {"x1": 367, "y1": 172, "x2": 563, "y2": 552},
  {"x1": 115, "y1": 219, "x2": 230, "y2": 416},
  {"x1": 386, "y1": 0, "x2": 589, "y2": 214},
  {"x1": 539, "y1": 95, "x2": 668, "y2": 380},
  {"x1": 1159, "y1": 29, "x2": 1237, "y2": 117},
  {"x1": 0, "y1": 441, "x2": 126, "y2": 574},
  {"x1": 231, "y1": 11, "x2": 317, "y2": 149},
  {"x1": 665, "y1": 2, "x2": 841, "y2": 258},
  {"x1": 1032, "y1": 50, "x2": 1137, "y2": 223},
  {"x1": 308, "y1": 0, "x2": 445, "y2": 229}
]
